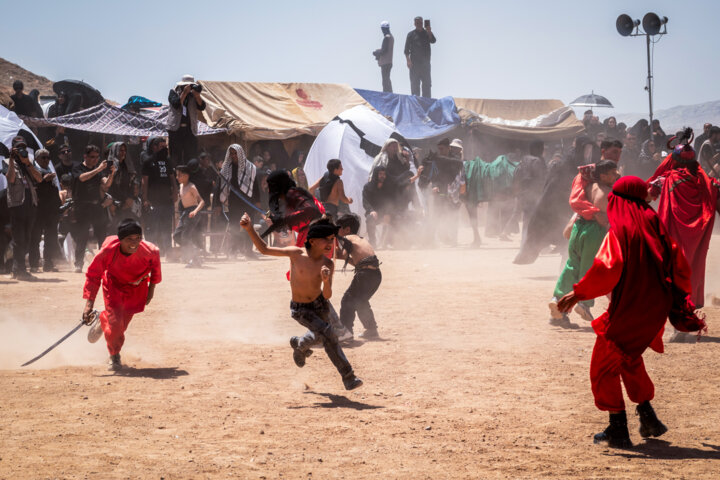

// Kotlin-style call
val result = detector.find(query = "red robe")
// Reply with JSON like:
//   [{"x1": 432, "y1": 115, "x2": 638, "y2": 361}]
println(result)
[
  {"x1": 648, "y1": 155, "x2": 719, "y2": 306},
  {"x1": 84, "y1": 236, "x2": 162, "y2": 355},
  {"x1": 572, "y1": 176, "x2": 704, "y2": 411},
  {"x1": 569, "y1": 171, "x2": 599, "y2": 220}
]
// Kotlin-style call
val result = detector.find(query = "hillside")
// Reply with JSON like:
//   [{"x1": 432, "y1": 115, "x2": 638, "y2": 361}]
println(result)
[
  {"x1": 0, "y1": 57, "x2": 55, "y2": 98},
  {"x1": 614, "y1": 100, "x2": 720, "y2": 133}
]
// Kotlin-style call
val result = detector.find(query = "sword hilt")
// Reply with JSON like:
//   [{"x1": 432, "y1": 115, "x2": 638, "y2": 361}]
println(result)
[{"x1": 83, "y1": 310, "x2": 99, "y2": 326}]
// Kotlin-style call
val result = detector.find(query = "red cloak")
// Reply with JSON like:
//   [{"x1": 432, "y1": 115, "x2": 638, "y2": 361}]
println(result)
[
  {"x1": 648, "y1": 155, "x2": 719, "y2": 306},
  {"x1": 573, "y1": 176, "x2": 705, "y2": 359}
]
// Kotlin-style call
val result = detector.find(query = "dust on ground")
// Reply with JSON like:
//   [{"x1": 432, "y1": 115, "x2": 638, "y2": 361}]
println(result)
[{"x1": 1, "y1": 229, "x2": 719, "y2": 479}]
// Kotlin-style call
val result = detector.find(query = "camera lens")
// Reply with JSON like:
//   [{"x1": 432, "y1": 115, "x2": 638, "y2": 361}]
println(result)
[{"x1": 18, "y1": 148, "x2": 28, "y2": 158}]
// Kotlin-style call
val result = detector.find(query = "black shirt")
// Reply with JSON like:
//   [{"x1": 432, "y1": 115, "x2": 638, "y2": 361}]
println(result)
[
  {"x1": 10, "y1": 93, "x2": 41, "y2": 117},
  {"x1": 54, "y1": 161, "x2": 76, "y2": 180},
  {"x1": 141, "y1": 155, "x2": 174, "y2": 205},
  {"x1": 404, "y1": 29, "x2": 436, "y2": 64},
  {"x1": 72, "y1": 163, "x2": 106, "y2": 204},
  {"x1": 35, "y1": 166, "x2": 61, "y2": 209}
]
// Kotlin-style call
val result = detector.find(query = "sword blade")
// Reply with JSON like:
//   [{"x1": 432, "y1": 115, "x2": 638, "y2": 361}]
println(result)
[{"x1": 21, "y1": 321, "x2": 86, "y2": 367}]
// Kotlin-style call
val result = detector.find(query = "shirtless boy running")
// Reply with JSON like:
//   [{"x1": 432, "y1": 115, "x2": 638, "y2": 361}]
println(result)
[
  {"x1": 240, "y1": 213, "x2": 363, "y2": 390},
  {"x1": 335, "y1": 214, "x2": 383, "y2": 340}
]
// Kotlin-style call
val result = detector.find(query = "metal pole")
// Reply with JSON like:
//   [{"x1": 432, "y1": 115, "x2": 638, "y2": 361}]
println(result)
[{"x1": 645, "y1": 34, "x2": 653, "y2": 127}]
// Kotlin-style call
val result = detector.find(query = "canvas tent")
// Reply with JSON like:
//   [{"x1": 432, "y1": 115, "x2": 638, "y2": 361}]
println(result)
[
  {"x1": 455, "y1": 98, "x2": 584, "y2": 141},
  {"x1": 199, "y1": 82, "x2": 370, "y2": 140},
  {"x1": 21, "y1": 103, "x2": 224, "y2": 137},
  {"x1": 355, "y1": 89, "x2": 460, "y2": 140},
  {"x1": 305, "y1": 105, "x2": 415, "y2": 219}
]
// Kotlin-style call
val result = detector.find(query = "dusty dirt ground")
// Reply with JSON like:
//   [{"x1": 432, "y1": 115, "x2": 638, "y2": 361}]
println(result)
[{"x1": 1, "y1": 228, "x2": 720, "y2": 479}]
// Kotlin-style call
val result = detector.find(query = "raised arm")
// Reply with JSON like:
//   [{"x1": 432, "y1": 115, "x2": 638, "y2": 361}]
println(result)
[
  {"x1": 239, "y1": 213, "x2": 303, "y2": 257},
  {"x1": 308, "y1": 177, "x2": 321, "y2": 195}
]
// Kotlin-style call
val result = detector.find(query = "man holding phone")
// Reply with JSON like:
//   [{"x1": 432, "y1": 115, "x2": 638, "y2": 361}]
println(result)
[
  {"x1": 71, "y1": 144, "x2": 115, "y2": 272},
  {"x1": 404, "y1": 16, "x2": 436, "y2": 98}
]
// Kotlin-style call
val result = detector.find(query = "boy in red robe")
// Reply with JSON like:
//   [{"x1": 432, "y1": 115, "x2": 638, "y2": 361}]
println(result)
[
  {"x1": 558, "y1": 176, "x2": 706, "y2": 448},
  {"x1": 647, "y1": 132, "x2": 719, "y2": 322},
  {"x1": 82, "y1": 219, "x2": 162, "y2": 371}
]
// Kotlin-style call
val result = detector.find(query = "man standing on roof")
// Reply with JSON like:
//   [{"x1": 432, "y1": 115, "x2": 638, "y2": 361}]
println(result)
[
  {"x1": 404, "y1": 16, "x2": 436, "y2": 98},
  {"x1": 373, "y1": 21, "x2": 394, "y2": 93},
  {"x1": 167, "y1": 74, "x2": 207, "y2": 166}
]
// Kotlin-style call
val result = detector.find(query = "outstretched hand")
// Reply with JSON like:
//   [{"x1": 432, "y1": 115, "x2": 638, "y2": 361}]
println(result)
[{"x1": 557, "y1": 291, "x2": 579, "y2": 313}]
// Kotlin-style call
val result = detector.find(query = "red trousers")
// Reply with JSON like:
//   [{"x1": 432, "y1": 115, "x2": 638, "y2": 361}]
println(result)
[
  {"x1": 100, "y1": 307, "x2": 135, "y2": 355},
  {"x1": 590, "y1": 335, "x2": 655, "y2": 411}
]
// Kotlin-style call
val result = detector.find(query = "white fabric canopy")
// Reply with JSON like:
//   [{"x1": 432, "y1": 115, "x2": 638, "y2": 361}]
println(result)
[{"x1": 305, "y1": 105, "x2": 400, "y2": 221}]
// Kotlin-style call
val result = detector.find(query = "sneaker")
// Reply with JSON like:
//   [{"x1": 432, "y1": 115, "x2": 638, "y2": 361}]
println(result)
[
  {"x1": 342, "y1": 372, "x2": 363, "y2": 391},
  {"x1": 13, "y1": 270, "x2": 36, "y2": 281},
  {"x1": 549, "y1": 314, "x2": 579, "y2": 329},
  {"x1": 548, "y1": 298, "x2": 563, "y2": 320},
  {"x1": 336, "y1": 327, "x2": 354, "y2": 343},
  {"x1": 30, "y1": 267, "x2": 41, "y2": 273},
  {"x1": 359, "y1": 329, "x2": 379, "y2": 340},
  {"x1": 74, "y1": 266, "x2": 83, "y2": 273},
  {"x1": 574, "y1": 303, "x2": 594, "y2": 322},
  {"x1": 108, "y1": 354, "x2": 122, "y2": 371},
  {"x1": 43, "y1": 265, "x2": 59, "y2": 272},
  {"x1": 289, "y1": 337, "x2": 313, "y2": 368}
]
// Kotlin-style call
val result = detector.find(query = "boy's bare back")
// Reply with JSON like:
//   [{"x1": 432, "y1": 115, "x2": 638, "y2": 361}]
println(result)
[{"x1": 340, "y1": 234, "x2": 375, "y2": 266}]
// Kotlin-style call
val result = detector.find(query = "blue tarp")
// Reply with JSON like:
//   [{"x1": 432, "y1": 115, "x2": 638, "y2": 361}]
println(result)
[{"x1": 354, "y1": 89, "x2": 460, "y2": 140}]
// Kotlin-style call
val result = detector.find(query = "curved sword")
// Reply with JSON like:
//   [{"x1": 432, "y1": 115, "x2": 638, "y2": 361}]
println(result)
[{"x1": 21, "y1": 311, "x2": 98, "y2": 367}]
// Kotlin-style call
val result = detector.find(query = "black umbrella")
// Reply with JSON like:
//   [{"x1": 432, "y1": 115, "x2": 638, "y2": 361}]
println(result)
[
  {"x1": 569, "y1": 91, "x2": 614, "y2": 109},
  {"x1": 53, "y1": 80, "x2": 104, "y2": 111}
]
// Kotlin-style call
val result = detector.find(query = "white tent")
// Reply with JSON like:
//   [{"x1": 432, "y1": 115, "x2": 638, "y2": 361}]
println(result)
[
  {"x1": 0, "y1": 105, "x2": 58, "y2": 188},
  {"x1": 305, "y1": 105, "x2": 406, "y2": 222}
]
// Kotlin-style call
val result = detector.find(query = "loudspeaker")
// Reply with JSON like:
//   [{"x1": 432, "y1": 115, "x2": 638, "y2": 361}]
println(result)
[
  {"x1": 642, "y1": 12, "x2": 667, "y2": 36},
  {"x1": 616, "y1": 14, "x2": 638, "y2": 36}
]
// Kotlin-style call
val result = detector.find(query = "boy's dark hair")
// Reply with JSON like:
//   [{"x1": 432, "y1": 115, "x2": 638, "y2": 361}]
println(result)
[
  {"x1": 327, "y1": 159, "x2": 342, "y2": 173},
  {"x1": 600, "y1": 139, "x2": 623, "y2": 151},
  {"x1": 594, "y1": 159, "x2": 618, "y2": 181},
  {"x1": 60, "y1": 173, "x2": 72, "y2": 186},
  {"x1": 85, "y1": 144, "x2": 100, "y2": 155},
  {"x1": 336, "y1": 213, "x2": 361, "y2": 234},
  {"x1": 304, "y1": 215, "x2": 337, "y2": 252},
  {"x1": 175, "y1": 165, "x2": 191, "y2": 174},
  {"x1": 529, "y1": 140, "x2": 544, "y2": 157}
]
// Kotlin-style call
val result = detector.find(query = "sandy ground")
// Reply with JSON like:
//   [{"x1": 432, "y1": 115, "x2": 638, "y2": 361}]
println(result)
[{"x1": 1, "y1": 228, "x2": 720, "y2": 479}]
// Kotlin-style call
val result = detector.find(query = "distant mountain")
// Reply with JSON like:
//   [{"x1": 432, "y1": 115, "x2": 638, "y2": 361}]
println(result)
[{"x1": 614, "y1": 100, "x2": 720, "y2": 134}]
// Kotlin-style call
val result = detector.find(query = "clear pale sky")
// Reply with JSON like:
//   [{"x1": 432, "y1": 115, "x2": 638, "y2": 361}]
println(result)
[{"x1": 3, "y1": 0, "x2": 717, "y2": 115}]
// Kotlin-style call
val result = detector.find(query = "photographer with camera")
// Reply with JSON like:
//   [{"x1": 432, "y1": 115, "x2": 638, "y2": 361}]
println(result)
[
  {"x1": 71, "y1": 145, "x2": 116, "y2": 273},
  {"x1": 6, "y1": 136, "x2": 43, "y2": 279},
  {"x1": 28, "y1": 149, "x2": 62, "y2": 272},
  {"x1": 167, "y1": 74, "x2": 207, "y2": 166},
  {"x1": 404, "y1": 16, "x2": 436, "y2": 98}
]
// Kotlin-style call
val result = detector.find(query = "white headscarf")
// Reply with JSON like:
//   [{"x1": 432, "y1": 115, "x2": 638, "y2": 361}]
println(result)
[
  {"x1": 220, "y1": 144, "x2": 256, "y2": 202},
  {"x1": 369, "y1": 138, "x2": 400, "y2": 181}
]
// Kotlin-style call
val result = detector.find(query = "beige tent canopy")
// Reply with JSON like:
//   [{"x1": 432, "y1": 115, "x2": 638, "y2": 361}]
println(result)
[
  {"x1": 455, "y1": 98, "x2": 584, "y2": 141},
  {"x1": 199, "y1": 81, "x2": 371, "y2": 141}
]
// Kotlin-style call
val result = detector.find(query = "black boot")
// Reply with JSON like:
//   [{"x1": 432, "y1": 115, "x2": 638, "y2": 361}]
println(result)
[
  {"x1": 636, "y1": 401, "x2": 668, "y2": 438},
  {"x1": 594, "y1": 411, "x2": 633, "y2": 448},
  {"x1": 289, "y1": 337, "x2": 313, "y2": 368},
  {"x1": 342, "y1": 371, "x2": 363, "y2": 391}
]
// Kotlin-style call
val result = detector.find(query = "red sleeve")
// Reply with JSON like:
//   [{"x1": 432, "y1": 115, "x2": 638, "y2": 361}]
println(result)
[
  {"x1": 573, "y1": 231, "x2": 624, "y2": 301},
  {"x1": 149, "y1": 247, "x2": 162, "y2": 285},
  {"x1": 83, "y1": 246, "x2": 112, "y2": 301},
  {"x1": 569, "y1": 173, "x2": 599, "y2": 220}
]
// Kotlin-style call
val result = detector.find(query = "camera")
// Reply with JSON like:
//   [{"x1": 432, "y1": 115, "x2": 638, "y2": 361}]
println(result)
[
  {"x1": 59, "y1": 198, "x2": 74, "y2": 213},
  {"x1": 17, "y1": 148, "x2": 28, "y2": 158},
  {"x1": 190, "y1": 83, "x2": 203, "y2": 93}
]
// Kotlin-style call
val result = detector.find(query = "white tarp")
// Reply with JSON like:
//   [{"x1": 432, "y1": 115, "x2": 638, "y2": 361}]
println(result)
[
  {"x1": 305, "y1": 105, "x2": 399, "y2": 221},
  {"x1": 0, "y1": 105, "x2": 58, "y2": 188}
]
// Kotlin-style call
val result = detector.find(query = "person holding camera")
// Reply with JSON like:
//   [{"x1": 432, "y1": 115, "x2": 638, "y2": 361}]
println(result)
[
  {"x1": 28, "y1": 149, "x2": 62, "y2": 272},
  {"x1": 71, "y1": 145, "x2": 116, "y2": 273},
  {"x1": 6, "y1": 136, "x2": 43, "y2": 279},
  {"x1": 404, "y1": 16, "x2": 436, "y2": 98},
  {"x1": 372, "y1": 21, "x2": 394, "y2": 93},
  {"x1": 167, "y1": 74, "x2": 207, "y2": 166}
]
